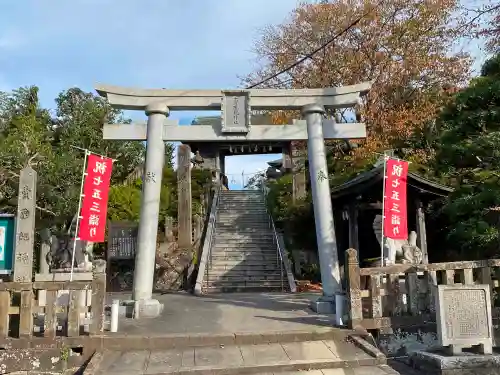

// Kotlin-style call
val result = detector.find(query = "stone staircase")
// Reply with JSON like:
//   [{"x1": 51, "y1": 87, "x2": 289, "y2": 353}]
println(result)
[{"x1": 203, "y1": 190, "x2": 286, "y2": 293}]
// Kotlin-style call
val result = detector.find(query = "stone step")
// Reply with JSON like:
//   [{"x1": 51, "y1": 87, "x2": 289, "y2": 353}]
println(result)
[
  {"x1": 218, "y1": 203, "x2": 266, "y2": 206},
  {"x1": 214, "y1": 240, "x2": 275, "y2": 245},
  {"x1": 216, "y1": 216, "x2": 268, "y2": 220},
  {"x1": 203, "y1": 279, "x2": 285, "y2": 288},
  {"x1": 202, "y1": 285, "x2": 288, "y2": 293},
  {"x1": 211, "y1": 247, "x2": 277, "y2": 253},
  {"x1": 208, "y1": 261, "x2": 277, "y2": 273},
  {"x1": 87, "y1": 331, "x2": 384, "y2": 374},
  {"x1": 218, "y1": 202, "x2": 265, "y2": 206},
  {"x1": 87, "y1": 328, "x2": 355, "y2": 350},
  {"x1": 219, "y1": 203, "x2": 264, "y2": 205},
  {"x1": 221, "y1": 198, "x2": 263, "y2": 200},
  {"x1": 215, "y1": 223, "x2": 270, "y2": 228},
  {"x1": 207, "y1": 268, "x2": 281, "y2": 276},
  {"x1": 218, "y1": 204, "x2": 264, "y2": 207},
  {"x1": 218, "y1": 214, "x2": 266, "y2": 216},
  {"x1": 206, "y1": 274, "x2": 284, "y2": 282},
  {"x1": 212, "y1": 241, "x2": 275, "y2": 246},
  {"x1": 219, "y1": 197, "x2": 264, "y2": 201},
  {"x1": 215, "y1": 232, "x2": 273, "y2": 237},
  {"x1": 211, "y1": 246, "x2": 277, "y2": 253},
  {"x1": 214, "y1": 226, "x2": 271, "y2": 231},
  {"x1": 208, "y1": 260, "x2": 276, "y2": 267},
  {"x1": 214, "y1": 233, "x2": 275, "y2": 239},
  {"x1": 213, "y1": 244, "x2": 274, "y2": 249},
  {"x1": 211, "y1": 254, "x2": 278, "y2": 262},
  {"x1": 214, "y1": 231, "x2": 274, "y2": 236},
  {"x1": 217, "y1": 213, "x2": 269, "y2": 219}
]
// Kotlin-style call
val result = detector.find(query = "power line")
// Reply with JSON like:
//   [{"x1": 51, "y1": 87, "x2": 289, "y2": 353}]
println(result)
[{"x1": 246, "y1": 11, "x2": 369, "y2": 89}]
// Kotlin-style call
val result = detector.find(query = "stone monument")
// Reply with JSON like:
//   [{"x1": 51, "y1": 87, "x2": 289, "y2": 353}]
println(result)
[
  {"x1": 409, "y1": 284, "x2": 499, "y2": 375},
  {"x1": 436, "y1": 284, "x2": 493, "y2": 355}
]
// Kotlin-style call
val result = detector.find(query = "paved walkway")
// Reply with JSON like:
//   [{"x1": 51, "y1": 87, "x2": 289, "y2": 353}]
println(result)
[
  {"x1": 107, "y1": 292, "x2": 337, "y2": 335},
  {"x1": 97, "y1": 292, "x2": 407, "y2": 374},
  {"x1": 94, "y1": 340, "x2": 394, "y2": 375}
]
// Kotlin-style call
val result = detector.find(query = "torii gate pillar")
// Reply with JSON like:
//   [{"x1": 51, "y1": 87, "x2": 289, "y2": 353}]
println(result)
[
  {"x1": 132, "y1": 103, "x2": 168, "y2": 316},
  {"x1": 303, "y1": 104, "x2": 343, "y2": 322}
]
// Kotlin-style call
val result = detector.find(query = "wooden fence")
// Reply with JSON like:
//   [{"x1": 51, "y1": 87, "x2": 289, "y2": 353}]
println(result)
[
  {"x1": 0, "y1": 273, "x2": 106, "y2": 346},
  {"x1": 345, "y1": 248, "x2": 500, "y2": 332}
]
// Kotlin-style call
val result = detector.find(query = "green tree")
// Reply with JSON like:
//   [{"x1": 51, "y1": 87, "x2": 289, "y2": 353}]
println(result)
[
  {"x1": 435, "y1": 54, "x2": 500, "y2": 259},
  {"x1": 0, "y1": 86, "x2": 145, "y2": 233}
]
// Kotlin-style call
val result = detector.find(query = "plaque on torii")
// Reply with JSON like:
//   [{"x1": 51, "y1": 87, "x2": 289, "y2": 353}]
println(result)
[{"x1": 220, "y1": 90, "x2": 251, "y2": 134}]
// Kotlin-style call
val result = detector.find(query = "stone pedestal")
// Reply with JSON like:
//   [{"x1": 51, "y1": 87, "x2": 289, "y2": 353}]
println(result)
[
  {"x1": 310, "y1": 294, "x2": 348, "y2": 323},
  {"x1": 410, "y1": 350, "x2": 500, "y2": 375},
  {"x1": 116, "y1": 298, "x2": 164, "y2": 318},
  {"x1": 310, "y1": 295, "x2": 336, "y2": 314}
]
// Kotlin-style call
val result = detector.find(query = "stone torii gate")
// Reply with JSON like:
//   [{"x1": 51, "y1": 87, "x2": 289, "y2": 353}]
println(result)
[{"x1": 97, "y1": 83, "x2": 371, "y2": 319}]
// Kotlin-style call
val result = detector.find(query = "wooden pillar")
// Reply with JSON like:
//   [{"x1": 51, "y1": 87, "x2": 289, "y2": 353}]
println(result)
[
  {"x1": 177, "y1": 145, "x2": 192, "y2": 248},
  {"x1": 415, "y1": 198, "x2": 428, "y2": 263},
  {"x1": 347, "y1": 204, "x2": 359, "y2": 250}
]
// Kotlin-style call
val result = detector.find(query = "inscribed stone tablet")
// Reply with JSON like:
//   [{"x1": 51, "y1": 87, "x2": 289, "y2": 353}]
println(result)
[
  {"x1": 221, "y1": 90, "x2": 251, "y2": 133},
  {"x1": 435, "y1": 284, "x2": 493, "y2": 352},
  {"x1": 13, "y1": 167, "x2": 37, "y2": 282},
  {"x1": 107, "y1": 222, "x2": 138, "y2": 260}
]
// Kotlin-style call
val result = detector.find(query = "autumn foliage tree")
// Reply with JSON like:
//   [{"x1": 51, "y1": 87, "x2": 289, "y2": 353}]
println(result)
[{"x1": 244, "y1": 0, "x2": 473, "y2": 174}]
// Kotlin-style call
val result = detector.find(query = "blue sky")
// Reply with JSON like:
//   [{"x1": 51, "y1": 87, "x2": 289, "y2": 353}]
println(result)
[
  {"x1": 0, "y1": 0, "x2": 308, "y2": 189},
  {"x1": 0, "y1": 1, "x2": 489, "y2": 190}
]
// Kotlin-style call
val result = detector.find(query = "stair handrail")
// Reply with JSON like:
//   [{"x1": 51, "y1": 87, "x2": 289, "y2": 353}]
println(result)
[
  {"x1": 194, "y1": 182, "x2": 222, "y2": 296},
  {"x1": 260, "y1": 184, "x2": 297, "y2": 293}
]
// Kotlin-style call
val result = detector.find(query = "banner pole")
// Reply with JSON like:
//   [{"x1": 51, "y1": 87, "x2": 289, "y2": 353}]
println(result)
[
  {"x1": 70, "y1": 150, "x2": 90, "y2": 282},
  {"x1": 381, "y1": 152, "x2": 390, "y2": 268}
]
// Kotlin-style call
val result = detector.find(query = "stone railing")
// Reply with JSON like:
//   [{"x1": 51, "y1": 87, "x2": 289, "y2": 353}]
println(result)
[{"x1": 345, "y1": 249, "x2": 500, "y2": 333}]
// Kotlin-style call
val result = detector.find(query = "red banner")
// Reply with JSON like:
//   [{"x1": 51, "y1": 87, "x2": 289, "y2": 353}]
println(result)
[
  {"x1": 383, "y1": 158, "x2": 409, "y2": 240},
  {"x1": 78, "y1": 154, "x2": 113, "y2": 242}
]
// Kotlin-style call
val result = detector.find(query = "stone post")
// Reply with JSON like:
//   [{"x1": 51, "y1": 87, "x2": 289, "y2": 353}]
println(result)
[
  {"x1": 303, "y1": 104, "x2": 343, "y2": 321},
  {"x1": 290, "y1": 141, "x2": 306, "y2": 202},
  {"x1": 13, "y1": 167, "x2": 37, "y2": 283},
  {"x1": 37, "y1": 228, "x2": 51, "y2": 306},
  {"x1": 193, "y1": 214, "x2": 202, "y2": 243},
  {"x1": 215, "y1": 149, "x2": 221, "y2": 182},
  {"x1": 164, "y1": 216, "x2": 174, "y2": 243},
  {"x1": 200, "y1": 193, "x2": 205, "y2": 218},
  {"x1": 132, "y1": 103, "x2": 168, "y2": 311},
  {"x1": 177, "y1": 145, "x2": 192, "y2": 248}
]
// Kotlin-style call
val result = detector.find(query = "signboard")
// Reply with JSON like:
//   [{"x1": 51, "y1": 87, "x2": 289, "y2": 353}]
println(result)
[
  {"x1": 0, "y1": 214, "x2": 15, "y2": 274},
  {"x1": 107, "y1": 222, "x2": 138, "y2": 260},
  {"x1": 78, "y1": 153, "x2": 113, "y2": 242},
  {"x1": 383, "y1": 158, "x2": 409, "y2": 240},
  {"x1": 221, "y1": 90, "x2": 251, "y2": 133},
  {"x1": 436, "y1": 284, "x2": 493, "y2": 354}
]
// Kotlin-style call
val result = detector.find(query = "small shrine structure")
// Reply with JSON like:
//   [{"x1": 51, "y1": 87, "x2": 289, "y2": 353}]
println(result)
[{"x1": 330, "y1": 164, "x2": 453, "y2": 267}]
